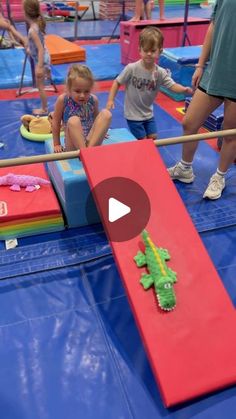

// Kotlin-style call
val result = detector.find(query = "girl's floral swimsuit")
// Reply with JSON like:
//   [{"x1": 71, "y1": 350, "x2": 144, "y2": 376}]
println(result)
[
  {"x1": 63, "y1": 95, "x2": 95, "y2": 140},
  {"x1": 28, "y1": 24, "x2": 50, "y2": 69}
]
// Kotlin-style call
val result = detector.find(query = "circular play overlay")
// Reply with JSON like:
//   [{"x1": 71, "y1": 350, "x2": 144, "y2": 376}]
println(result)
[{"x1": 87, "y1": 177, "x2": 151, "y2": 242}]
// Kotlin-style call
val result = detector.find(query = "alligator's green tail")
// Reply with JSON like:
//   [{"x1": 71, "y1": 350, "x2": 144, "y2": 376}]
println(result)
[{"x1": 141, "y1": 230, "x2": 149, "y2": 244}]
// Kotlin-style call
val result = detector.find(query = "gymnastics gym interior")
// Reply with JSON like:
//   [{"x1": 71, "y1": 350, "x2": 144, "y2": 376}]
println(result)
[{"x1": 0, "y1": 1, "x2": 236, "y2": 418}]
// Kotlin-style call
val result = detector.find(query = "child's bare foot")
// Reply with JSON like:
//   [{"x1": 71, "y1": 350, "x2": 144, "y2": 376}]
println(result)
[{"x1": 32, "y1": 108, "x2": 48, "y2": 116}]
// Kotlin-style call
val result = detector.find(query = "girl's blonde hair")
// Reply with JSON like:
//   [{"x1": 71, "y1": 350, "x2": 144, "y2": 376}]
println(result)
[
  {"x1": 139, "y1": 27, "x2": 164, "y2": 50},
  {"x1": 23, "y1": 0, "x2": 46, "y2": 34},
  {"x1": 66, "y1": 64, "x2": 94, "y2": 90}
]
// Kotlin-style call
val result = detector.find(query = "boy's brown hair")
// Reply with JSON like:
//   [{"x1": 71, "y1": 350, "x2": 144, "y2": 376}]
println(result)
[{"x1": 139, "y1": 27, "x2": 164, "y2": 51}]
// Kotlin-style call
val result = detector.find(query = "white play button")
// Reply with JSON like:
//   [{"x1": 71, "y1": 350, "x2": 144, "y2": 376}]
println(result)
[
  {"x1": 108, "y1": 197, "x2": 131, "y2": 223},
  {"x1": 86, "y1": 177, "x2": 150, "y2": 242}
]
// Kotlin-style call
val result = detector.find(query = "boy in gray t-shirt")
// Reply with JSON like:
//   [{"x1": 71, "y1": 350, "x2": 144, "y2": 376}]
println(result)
[{"x1": 106, "y1": 27, "x2": 192, "y2": 140}]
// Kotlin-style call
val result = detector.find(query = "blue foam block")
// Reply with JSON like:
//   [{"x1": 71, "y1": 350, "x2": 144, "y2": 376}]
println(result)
[
  {"x1": 45, "y1": 128, "x2": 136, "y2": 228},
  {"x1": 159, "y1": 46, "x2": 202, "y2": 101}
]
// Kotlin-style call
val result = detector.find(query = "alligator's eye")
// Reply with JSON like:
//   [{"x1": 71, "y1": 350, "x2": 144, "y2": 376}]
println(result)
[{"x1": 164, "y1": 283, "x2": 171, "y2": 289}]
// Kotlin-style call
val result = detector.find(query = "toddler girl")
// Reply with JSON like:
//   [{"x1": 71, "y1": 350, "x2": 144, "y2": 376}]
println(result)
[{"x1": 52, "y1": 64, "x2": 111, "y2": 152}]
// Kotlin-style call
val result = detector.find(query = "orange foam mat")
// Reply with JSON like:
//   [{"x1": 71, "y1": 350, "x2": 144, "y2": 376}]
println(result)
[
  {"x1": 81, "y1": 140, "x2": 236, "y2": 407},
  {"x1": 45, "y1": 35, "x2": 86, "y2": 64}
]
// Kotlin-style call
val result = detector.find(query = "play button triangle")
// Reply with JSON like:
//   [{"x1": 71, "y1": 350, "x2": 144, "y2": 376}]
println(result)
[{"x1": 108, "y1": 197, "x2": 131, "y2": 223}]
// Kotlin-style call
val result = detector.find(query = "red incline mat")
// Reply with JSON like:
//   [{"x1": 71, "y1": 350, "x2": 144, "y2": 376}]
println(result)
[{"x1": 81, "y1": 140, "x2": 236, "y2": 407}]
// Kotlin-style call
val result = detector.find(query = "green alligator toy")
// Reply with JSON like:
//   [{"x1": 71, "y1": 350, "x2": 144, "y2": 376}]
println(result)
[{"x1": 134, "y1": 230, "x2": 177, "y2": 311}]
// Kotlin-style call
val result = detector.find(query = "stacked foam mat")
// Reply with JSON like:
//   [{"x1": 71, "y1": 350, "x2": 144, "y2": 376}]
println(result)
[
  {"x1": 45, "y1": 35, "x2": 86, "y2": 64},
  {"x1": 0, "y1": 163, "x2": 64, "y2": 240}
]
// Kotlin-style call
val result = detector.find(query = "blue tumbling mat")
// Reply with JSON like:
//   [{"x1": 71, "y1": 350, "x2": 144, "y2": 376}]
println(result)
[
  {"x1": 0, "y1": 222, "x2": 235, "y2": 419},
  {"x1": 53, "y1": 43, "x2": 123, "y2": 82},
  {"x1": 0, "y1": 44, "x2": 123, "y2": 89},
  {"x1": 0, "y1": 49, "x2": 32, "y2": 89}
]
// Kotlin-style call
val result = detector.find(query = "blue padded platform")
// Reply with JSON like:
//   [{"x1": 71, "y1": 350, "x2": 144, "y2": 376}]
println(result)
[
  {"x1": 162, "y1": 46, "x2": 202, "y2": 65},
  {"x1": 45, "y1": 128, "x2": 136, "y2": 227},
  {"x1": 159, "y1": 46, "x2": 202, "y2": 101},
  {"x1": 185, "y1": 97, "x2": 224, "y2": 131},
  {"x1": 0, "y1": 44, "x2": 123, "y2": 89}
]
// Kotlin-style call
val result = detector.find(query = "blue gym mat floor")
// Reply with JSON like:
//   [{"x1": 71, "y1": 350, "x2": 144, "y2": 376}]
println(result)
[{"x1": 0, "y1": 6, "x2": 236, "y2": 418}]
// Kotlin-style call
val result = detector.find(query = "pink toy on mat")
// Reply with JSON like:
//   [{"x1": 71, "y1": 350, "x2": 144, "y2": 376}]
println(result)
[{"x1": 0, "y1": 173, "x2": 50, "y2": 192}]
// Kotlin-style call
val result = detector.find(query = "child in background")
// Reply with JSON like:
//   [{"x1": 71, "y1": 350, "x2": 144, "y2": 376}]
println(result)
[
  {"x1": 0, "y1": 12, "x2": 26, "y2": 47},
  {"x1": 142, "y1": 0, "x2": 152, "y2": 20},
  {"x1": 106, "y1": 27, "x2": 192, "y2": 141},
  {"x1": 131, "y1": 0, "x2": 165, "y2": 21},
  {"x1": 53, "y1": 64, "x2": 111, "y2": 153},
  {"x1": 23, "y1": 0, "x2": 51, "y2": 115}
]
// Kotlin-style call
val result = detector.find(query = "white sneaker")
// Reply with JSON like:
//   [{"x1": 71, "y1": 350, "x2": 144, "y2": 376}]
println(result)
[
  {"x1": 167, "y1": 162, "x2": 195, "y2": 183},
  {"x1": 203, "y1": 173, "x2": 225, "y2": 200}
]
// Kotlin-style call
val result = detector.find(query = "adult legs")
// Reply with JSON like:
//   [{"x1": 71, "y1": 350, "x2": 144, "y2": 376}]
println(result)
[
  {"x1": 168, "y1": 88, "x2": 236, "y2": 199},
  {"x1": 218, "y1": 99, "x2": 236, "y2": 172},
  {"x1": 168, "y1": 88, "x2": 222, "y2": 184},
  {"x1": 181, "y1": 88, "x2": 223, "y2": 162},
  {"x1": 201, "y1": 98, "x2": 236, "y2": 199}
]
